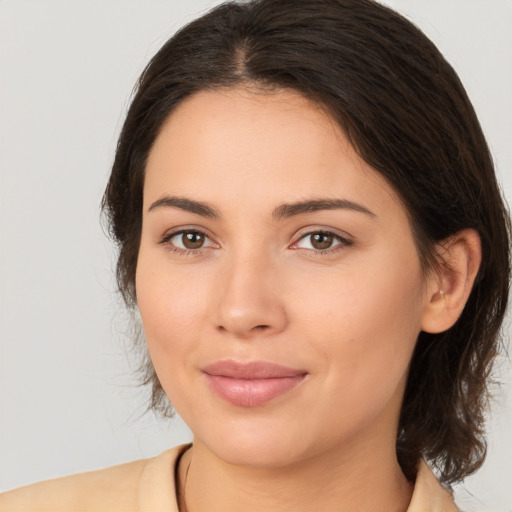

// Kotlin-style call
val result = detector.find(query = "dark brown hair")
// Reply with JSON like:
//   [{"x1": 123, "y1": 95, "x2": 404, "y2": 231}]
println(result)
[{"x1": 102, "y1": 0, "x2": 510, "y2": 484}]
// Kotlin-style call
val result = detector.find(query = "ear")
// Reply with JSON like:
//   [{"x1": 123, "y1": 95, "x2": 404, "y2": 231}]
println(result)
[{"x1": 421, "y1": 229, "x2": 482, "y2": 334}]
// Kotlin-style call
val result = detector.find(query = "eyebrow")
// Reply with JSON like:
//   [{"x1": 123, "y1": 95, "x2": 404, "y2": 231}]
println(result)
[
  {"x1": 272, "y1": 199, "x2": 375, "y2": 220},
  {"x1": 148, "y1": 196, "x2": 221, "y2": 218},
  {"x1": 148, "y1": 195, "x2": 375, "y2": 220}
]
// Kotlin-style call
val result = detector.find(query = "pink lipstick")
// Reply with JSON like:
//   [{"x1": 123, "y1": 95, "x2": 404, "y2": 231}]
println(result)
[{"x1": 202, "y1": 360, "x2": 307, "y2": 407}]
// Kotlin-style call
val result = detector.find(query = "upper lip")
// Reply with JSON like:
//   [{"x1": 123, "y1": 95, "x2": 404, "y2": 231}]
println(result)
[{"x1": 202, "y1": 360, "x2": 307, "y2": 379}]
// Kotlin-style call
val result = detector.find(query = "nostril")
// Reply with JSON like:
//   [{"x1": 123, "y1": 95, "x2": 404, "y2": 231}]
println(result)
[
  {"x1": 216, "y1": 324, "x2": 271, "y2": 334},
  {"x1": 252, "y1": 324, "x2": 270, "y2": 331}
]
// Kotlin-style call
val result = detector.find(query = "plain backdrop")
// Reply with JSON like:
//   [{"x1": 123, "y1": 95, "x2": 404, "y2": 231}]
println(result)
[{"x1": 1, "y1": 1, "x2": 511, "y2": 510}]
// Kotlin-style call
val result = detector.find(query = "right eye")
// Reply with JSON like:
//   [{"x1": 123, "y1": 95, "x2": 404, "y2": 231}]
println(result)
[{"x1": 161, "y1": 229, "x2": 217, "y2": 253}]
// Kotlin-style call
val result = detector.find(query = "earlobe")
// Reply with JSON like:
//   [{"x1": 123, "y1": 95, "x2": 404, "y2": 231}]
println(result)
[{"x1": 421, "y1": 229, "x2": 482, "y2": 334}]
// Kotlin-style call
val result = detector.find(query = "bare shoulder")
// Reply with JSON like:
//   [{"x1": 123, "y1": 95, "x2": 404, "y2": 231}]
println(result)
[{"x1": 0, "y1": 457, "x2": 150, "y2": 512}]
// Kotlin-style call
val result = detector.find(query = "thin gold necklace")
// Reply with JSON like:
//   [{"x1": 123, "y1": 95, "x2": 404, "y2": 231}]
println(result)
[{"x1": 179, "y1": 457, "x2": 192, "y2": 512}]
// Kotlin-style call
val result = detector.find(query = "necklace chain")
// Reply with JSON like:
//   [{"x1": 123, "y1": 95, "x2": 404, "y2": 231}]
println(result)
[{"x1": 179, "y1": 456, "x2": 192, "y2": 512}]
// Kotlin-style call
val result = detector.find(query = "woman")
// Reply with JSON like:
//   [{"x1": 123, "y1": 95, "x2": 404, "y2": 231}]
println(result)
[{"x1": 1, "y1": 0, "x2": 509, "y2": 510}]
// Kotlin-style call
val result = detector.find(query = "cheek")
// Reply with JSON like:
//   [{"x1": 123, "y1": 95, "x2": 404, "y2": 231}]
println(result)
[
  {"x1": 294, "y1": 255, "x2": 422, "y2": 331},
  {"x1": 135, "y1": 254, "x2": 216, "y2": 419},
  {"x1": 135, "y1": 252, "x2": 210, "y2": 361},
  {"x1": 290, "y1": 252, "x2": 424, "y2": 396}
]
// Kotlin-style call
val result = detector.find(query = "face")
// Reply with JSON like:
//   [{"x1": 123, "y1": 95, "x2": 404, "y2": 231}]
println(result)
[{"x1": 136, "y1": 87, "x2": 435, "y2": 468}]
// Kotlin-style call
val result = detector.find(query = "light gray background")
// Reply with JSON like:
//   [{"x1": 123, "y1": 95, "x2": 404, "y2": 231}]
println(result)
[{"x1": 1, "y1": 1, "x2": 511, "y2": 510}]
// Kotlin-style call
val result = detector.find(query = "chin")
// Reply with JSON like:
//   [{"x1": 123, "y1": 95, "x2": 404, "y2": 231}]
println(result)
[
  {"x1": 212, "y1": 440, "x2": 304, "y2": 468},
  {"x1": 194, "y1": 416, "x2": 315, "y2": 468}
]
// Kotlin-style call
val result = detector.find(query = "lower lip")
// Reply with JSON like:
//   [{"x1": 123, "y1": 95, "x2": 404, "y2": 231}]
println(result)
[{"x1": 205, "y1": 374, "x2": 306, "y2": 407}]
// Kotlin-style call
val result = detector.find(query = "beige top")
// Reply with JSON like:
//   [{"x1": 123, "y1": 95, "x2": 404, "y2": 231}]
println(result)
[{"x1": 0, "y1": 444, "x2": 458, "y2": 511}]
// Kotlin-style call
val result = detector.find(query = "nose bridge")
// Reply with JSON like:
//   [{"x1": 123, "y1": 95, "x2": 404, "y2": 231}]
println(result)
[{"x1": 214, "y1": 243, "x2": 287, "y2": 337}]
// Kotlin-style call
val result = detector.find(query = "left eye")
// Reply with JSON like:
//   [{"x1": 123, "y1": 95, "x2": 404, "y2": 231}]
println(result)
[{"x1": 294, "y1": 232, "x2": 346, "y2": 251}]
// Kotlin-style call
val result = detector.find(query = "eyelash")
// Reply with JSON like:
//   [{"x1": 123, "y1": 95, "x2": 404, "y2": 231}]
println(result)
[{"x1": 159, "y1": 228, "x2": 353, "y2": 256}]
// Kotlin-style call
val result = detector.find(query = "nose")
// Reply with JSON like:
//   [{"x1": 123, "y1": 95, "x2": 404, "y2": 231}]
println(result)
[{"x1": 214, "y1": 251, "x2": 288, "y2": 339}]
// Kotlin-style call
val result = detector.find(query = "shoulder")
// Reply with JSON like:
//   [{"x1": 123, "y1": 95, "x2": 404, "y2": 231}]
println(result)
[
  {"x1": 0, "y1": 459, "x2": 147, "y2": 512},
  {"x1": 0, "y1": 444, "x2": 189, "y2": 512}
]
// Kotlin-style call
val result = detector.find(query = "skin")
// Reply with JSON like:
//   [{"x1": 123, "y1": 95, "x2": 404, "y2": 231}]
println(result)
[{"x1": 136, "y1": 87, "x2": 481, "y2": 511}]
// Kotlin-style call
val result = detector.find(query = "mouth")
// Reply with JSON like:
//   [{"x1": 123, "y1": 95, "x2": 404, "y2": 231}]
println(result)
[{"x1": 201, "y1": 360, "x2": 308, "y2": 407}]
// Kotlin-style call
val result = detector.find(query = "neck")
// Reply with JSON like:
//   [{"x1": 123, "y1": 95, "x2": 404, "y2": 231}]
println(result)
[{"x1": 177, "y1": 436, "x2": 413, "y2": 512}]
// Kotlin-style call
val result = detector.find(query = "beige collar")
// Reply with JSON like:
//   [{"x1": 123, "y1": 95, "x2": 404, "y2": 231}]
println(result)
[
  {"x1": 138, "y1": 445, "x2": 458, "y2": 512},
  {"x1": 407, "y1": 459, "x2": 458, "y2": 511}
]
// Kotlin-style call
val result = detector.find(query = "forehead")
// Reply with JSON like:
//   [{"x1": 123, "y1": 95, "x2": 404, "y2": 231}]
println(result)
[{"x1": 144, "y1": 87, "x2": 403, "y2": 217}]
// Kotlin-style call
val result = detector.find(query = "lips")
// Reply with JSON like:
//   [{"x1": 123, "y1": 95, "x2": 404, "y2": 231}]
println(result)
[{"x1": 202, "y1": 360, "x2": 307, "y2": 407}]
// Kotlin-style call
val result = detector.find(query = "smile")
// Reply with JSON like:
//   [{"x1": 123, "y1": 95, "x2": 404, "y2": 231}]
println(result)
[{"x1": 202, "y1": 360, "x2": 308, "y2": 407}]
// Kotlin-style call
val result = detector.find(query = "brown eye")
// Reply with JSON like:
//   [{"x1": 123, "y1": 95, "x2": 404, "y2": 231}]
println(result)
[
  {"x1": 310, "y1": 233, "x2": 334, "y2": 250},
  {"x1": 181, "y1": 231, "x2": 205, "y2": 249},
  {"x1": 165, "y1": 230, "x2": 216, "y2": 252},
  {"x1": 293, "y1": 230, "x2": 350, "y2": 252}
]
